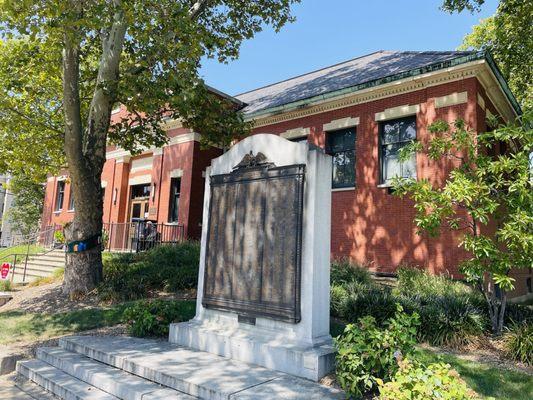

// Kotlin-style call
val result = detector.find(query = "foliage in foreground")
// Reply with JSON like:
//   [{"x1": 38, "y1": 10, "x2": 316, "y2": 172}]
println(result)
[
  {"x1": 123, "y1": 299, "x2": 195, "y2": 337},
  {"x1": 331, "y1": 263, "x2": 489, "y2": 348},
  {"x1": 334, "y1": 305, "x2": 419, "y2": 397},
  {"x1": 377, "y1": 358, "x2": 479, "y2": 400},
  {"x1": 0, "y1": 280, "x2": 12, "y2": 291},
  {"x1": 418, "y1": 349, "x2": 533, "y2": 400},
  {"x1": 393, "y1": 114, "x2": 533, "y2": 335},
  {"x1": 503, "y1": 322, "x2": 533, "y2": 366},
  {"x1": 98, "y1": 242, "x2": 200, "y2": 301}
]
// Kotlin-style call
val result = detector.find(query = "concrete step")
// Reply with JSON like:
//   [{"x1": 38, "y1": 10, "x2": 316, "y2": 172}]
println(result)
[
  {"x1": 59, "y1": 336, "x2": 343, "y2": 400},
  {"x1": 17, "y1": 264, "x2": 62, "y2": 275},
  {"x1": 25, "y1": 259, "x2": 65, "y2": 268},
  {"x1": 16, "y1": 359, "x2": 118, "y2": 400},
  {"x1": 36, "y1": 347, "x2": 195, "y2": 400}
]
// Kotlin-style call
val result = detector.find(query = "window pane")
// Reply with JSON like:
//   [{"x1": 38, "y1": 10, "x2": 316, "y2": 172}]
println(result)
[
  {"x1": 327, "y1": 128, "x2": 356, "y2": 188},
  {"x1": 382, "y1": 121, "x2": 399, "y2": 144},
  {"x1": 382, "y1": 144, "x2": 401, "y2": 184},
  {"x1": 402, "y1": 152, "x2": 417, "y2": 179},
  {"x1": 400, "y1": 118, "x2": 416, "y2": 141}
]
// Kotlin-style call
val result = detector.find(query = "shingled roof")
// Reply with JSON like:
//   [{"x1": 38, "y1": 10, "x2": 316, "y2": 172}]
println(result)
[{"x1": 235, "y1": 50, "x2": 478, "y2": 116}]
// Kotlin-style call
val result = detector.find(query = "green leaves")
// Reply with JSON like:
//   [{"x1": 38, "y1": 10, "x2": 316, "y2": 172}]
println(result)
[{"x1": 392, "y1": 113, "x2": 532, "y2": 334}]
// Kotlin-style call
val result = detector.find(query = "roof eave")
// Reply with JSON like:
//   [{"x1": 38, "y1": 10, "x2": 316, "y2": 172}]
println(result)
[{"x1": 243, "y1": 51, "x2": 521, "y2": 120}]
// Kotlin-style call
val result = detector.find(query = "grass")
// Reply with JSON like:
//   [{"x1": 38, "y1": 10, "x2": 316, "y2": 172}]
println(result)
[
  {"x1": 27, "y1": 267, "x2": 65, "y2": 287},
  {"x1": 0, "y1": 304, "x2": 129, "y2": 345},
  {"x1": 0, "y1": 244, "x2": 45, "y2": 264},
  {"x1": 418, "y1": 348, "x2": 533, "y2": 400},
  {"x1": 0, "y1": 299, "x2": 196, "y2": 345}
]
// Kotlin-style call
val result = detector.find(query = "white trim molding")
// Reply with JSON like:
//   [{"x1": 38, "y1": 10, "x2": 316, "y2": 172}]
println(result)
[
  {"x1": 375, "y1": 104, "x2": 420, "y2": 122},
  {"x1": 107, "y1": 132, "x2": 201, "y2": 160},
  {"x1": 101, "y1": 181, "x2": 108, "y2": 188},
  {"x1": 477, "y1": 93, "x2": 486, "y2": 110},
  {"x1": 281, "y1": 127, "x2": 310, "y2": 140},
  {"x1": 128, "y1": 174, "x2": 151, "y2": 186},
  {"x1": 434, "y1": 91, "x2": 467, "y2": 108},
  {"x1": 170, "y1": 169, "x2": 184, "y2": 178},
  {"x1": 323, "y1": 117, "x2": 359, "y2": 132}
]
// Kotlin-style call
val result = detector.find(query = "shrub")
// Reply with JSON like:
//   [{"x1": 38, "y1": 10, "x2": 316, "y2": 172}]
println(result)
[
  {"x1": 0, "y1": 280, "x2": 12, "y2": 291},
  {"x1": 503, "y1": 322, "x2": 533, "y2": 365},
  {"x1": 405, "y1": 294, "x2": 486, "y2": 348},
  {"x1": 341, "y1": 281, "x2": 398, "y2": 325},
  {"x1": 396, "y1": 266, "x2": 475, "y2": 298},
  {"x1": 99, "y1": 242, "x2": 200, "y2": 301},
  {"x1": 504, "y1": 302, "x2": 533, "y2": 325},
  {"x1": 334, "y1": 305, "x2": 419, "y2": 398},
  {"x1": 331, "y1": 259, "x2": 372, "y2": 286},
  {"x1": 377, "y1": 358, "x2": 480, "y2": 400},
  {"x1": 123, "y1": 299, "x2": 195, "y2": 337},
  {"x1": 330, "y1": 284, "x2": 348, "y2": 318}
]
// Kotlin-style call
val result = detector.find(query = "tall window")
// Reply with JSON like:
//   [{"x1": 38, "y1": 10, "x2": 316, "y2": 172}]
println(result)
[
  {"x1": 379, "y1": 116, "x2": 417, "y2": 185},
  {"x1": 326, "y1": 128, "x2": 356, "y2": 188},
  {"x1": 68, "y1": 185, "x2": 75, "y2": 211},
  {"x1": 55, "y1": 181, "x2": 65, "y2": 211},
  {"x1": 169, "y1": 178, "x2": 181, "y2": 223}
]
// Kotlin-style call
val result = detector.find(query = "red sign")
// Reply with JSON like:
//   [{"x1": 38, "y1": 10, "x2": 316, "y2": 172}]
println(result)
[{"x1": 1, "y1": 263, "x2": 11, "y2": 280}]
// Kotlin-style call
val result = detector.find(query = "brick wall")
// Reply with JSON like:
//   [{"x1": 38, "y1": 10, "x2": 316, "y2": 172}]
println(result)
[{"x1": 251, "y1": 77, "x2": 483, "y2": 276}]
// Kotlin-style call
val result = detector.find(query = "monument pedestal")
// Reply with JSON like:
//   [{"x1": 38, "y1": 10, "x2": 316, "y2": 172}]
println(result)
[
  {"x1": 170, "y1": 311, "x2": 335, "y2": 382},
  {"x1": 174, "y1": 134, "x2": 334, "y2": 382}
]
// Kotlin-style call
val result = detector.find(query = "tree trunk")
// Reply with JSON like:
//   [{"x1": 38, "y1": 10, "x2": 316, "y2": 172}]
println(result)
[{"x1": 61, "y1": 3, "x2": 127, "y2": 297}]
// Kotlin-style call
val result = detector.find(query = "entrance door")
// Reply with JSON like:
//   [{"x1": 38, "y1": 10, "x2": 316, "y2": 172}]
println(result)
[{"x1": 130, "y1": 199, "x2": 149, "y2": 221}]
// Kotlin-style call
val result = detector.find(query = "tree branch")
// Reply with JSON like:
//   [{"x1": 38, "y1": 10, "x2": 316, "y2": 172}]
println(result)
[
  {"x1": 5, "y1": 106, "x2": 63, "y2": 136},
  {"x1": 189, "y1": 0, "x2": 211, "y2": 19}
]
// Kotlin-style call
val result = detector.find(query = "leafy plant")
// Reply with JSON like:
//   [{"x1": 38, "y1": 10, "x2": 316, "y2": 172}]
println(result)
[
  {"x1": 331, "y1": 259, "x2": 372, "y2": 286},
  {"x1": 0, "y1": 279, "x2": 12, "y2": 291},
  {"x1": 503, "y1": 322, "x2": 533, "y2": 365},
  {"x1": 341, "y1": 281, "x2": 398, "y2": 326},
  {"x1": 377, "y1": 358, "x2": 480, "y2": 400},
  {"x1": 334, "y1": 305, "x2": 419, "y2": 397},
  {"x1": 98, "y1": 242, "x2": 200, "y2": 302},
  {"x1": 123, "y1": 299, "x2": 195, "y2": 337},
  {"x1": 54, "y1": 230, "x2": 65, "y2": 244},
  {"x1": 393, "y1": 114, "x2": 533, "y2": 335}
]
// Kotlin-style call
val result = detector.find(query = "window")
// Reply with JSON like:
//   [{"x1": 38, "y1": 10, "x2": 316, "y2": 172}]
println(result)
[
  {"x1": 55, "y1": 181, "x2": 65, "y2": 211},
  {"x1": 379, "y1": 116, "x2": 417, "y2": 185},
  {"x1": 130, "y1": 183, "x2": 151, "y2": 199},
  {"x1": 68, "y1": 185, "x2": 75, "y2": 211},
  {"x1": 326, "y1": 128, "x2": 356, "y2": 188},
  {"x1": 169, "y1": 178, "x2": 181, "y2": 223}
]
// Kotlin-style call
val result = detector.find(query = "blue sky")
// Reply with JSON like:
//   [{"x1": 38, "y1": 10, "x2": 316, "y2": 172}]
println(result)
[{"x1": 200, "y1": 0, "x2": 498, "y2": 96}]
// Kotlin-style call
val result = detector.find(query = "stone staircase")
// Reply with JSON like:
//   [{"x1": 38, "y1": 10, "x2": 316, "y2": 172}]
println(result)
[
  {"x1": 11, "y1": 249, "x2": 65, "y2": 284},
  {"x1": 15, "y1": 336, "x2": 344, "y2": 400}
]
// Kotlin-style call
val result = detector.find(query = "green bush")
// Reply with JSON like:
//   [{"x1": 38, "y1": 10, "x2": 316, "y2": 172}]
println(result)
[
  {"x1": 341, "y1": 281, "x2": 398, "y2": 326},
  {"x1": 331, "y1": 259, "x2": 372, "y2": 286},
  {"x1": 334, "y1": 305, "x2": 419, "y2": 398},
  {"x1": 503, "y1": 322, "x2": 533, "y2": 365},
  {"x1": 504, "y1": 302, "x2": 533, "y2": 325},
  {"x1": 377, "y1": 358, "x2": 480, "y2": 400},
  {"x1": 99, "y1": 242, "x2": 200, "y2": 301},
  {"x1": 396, "y1": 267, "x2": 475, "y2": 298},
  {"x1": 330, "y1": 283, "x2": 348, "y2": 318},
  {"x1": 404, "y1": 294, "x2": 486, "y2": 348},
  {"x1": 0, "y1": 280, "x2": 12, "y2": 291},
  {"x1": 123, "y1": 299, "x2": 195, "y2": 337}
]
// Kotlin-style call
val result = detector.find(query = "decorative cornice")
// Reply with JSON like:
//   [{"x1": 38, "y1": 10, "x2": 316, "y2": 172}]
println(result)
[
  {"x1": 249, "y1": 60, "x2": 514, "y2": 128},
  {"x1": 477, "y1": 93, "x2": 486, "y2": 111}
]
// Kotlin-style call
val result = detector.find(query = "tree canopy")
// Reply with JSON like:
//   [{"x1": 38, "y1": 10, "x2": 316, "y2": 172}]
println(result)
[{"x1": 459, "y1": 0, "x2": 532, "y2": 108}]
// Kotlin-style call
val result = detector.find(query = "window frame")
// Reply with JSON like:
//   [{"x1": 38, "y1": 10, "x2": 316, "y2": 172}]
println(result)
[
  {"x1": 55, "y1": 180, "x2": 66, "y2": 212},
  {"x1": 325, "y1": 127, "x2": 357, "y2": 189},
  {"x1": 68, "y1": 185, "x2": 75, "y2": 211},
  {"x1": 168, "y1": 178, "x2": 181, "y2": 223},
  {"x1": 378, "y1": 116, "x2": 417, "y2": 186}
]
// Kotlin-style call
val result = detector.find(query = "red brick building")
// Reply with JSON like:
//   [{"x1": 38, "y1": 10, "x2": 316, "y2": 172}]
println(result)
[{"x1": 42, "y1": 51, "x2": 528, "y2": 293}]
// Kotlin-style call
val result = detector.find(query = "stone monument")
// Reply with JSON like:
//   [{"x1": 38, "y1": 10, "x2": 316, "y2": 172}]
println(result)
[{"x1": 169, "y1": 134, "x2": 334, "y2": 381}]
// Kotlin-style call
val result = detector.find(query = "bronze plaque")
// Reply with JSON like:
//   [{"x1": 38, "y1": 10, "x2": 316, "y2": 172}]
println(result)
[{"x1": 203, "y1": 153, "x2": 305, "y2": 323}]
